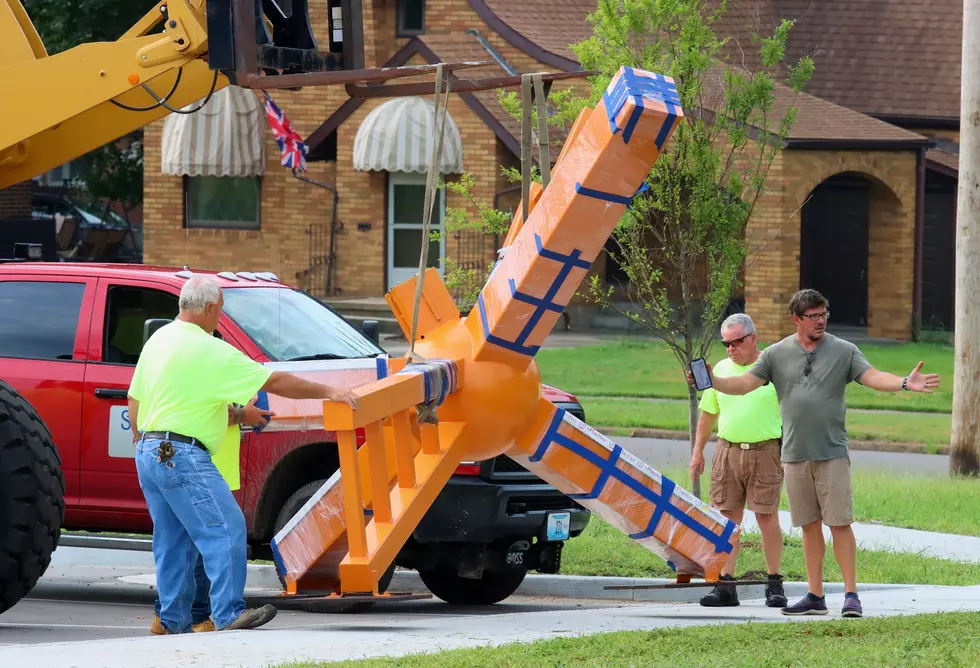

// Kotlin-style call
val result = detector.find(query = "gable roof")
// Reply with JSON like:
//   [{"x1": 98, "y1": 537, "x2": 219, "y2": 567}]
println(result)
[
  {"x1": 473, "y1": 0, "x2": 963, "y2": 122},
  {"x1": 307, "y1": 33, "x2": 558, "y2": 162}
]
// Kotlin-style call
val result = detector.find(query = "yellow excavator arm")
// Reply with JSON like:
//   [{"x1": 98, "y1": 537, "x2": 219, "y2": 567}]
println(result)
[{"x1": 0, "y1": 0, "x2": 230, "y2": 188}]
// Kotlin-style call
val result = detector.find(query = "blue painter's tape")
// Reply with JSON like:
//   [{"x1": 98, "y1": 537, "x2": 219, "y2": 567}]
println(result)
[
  {"x1": 529, "y1": 410, "x2": 735, "y2": 555},
  {"x1": 576, "y1": 181, "x2": 651, "y2": 210},
  {"x1": 667, "y1": 560, "x2": 677, "y2": 572},
  {"x1": 568, "y1": 443, "x2": 623, "y2": 501},
  {"x1": 270, "y1": 539, "x2": 288, "y2": 581},
  {"x1": 376, "y1": 356, "x2": 389, "y2": 380},
  {"x1": 603, "y1": 66, "x2": 680, "y2": 145},
  {"x1": 477, "y1": 234, "x2": 589, "y2": 358}
]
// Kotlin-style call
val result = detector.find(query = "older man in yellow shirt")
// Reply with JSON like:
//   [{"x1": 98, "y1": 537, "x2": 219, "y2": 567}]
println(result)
[
  {"x1": 129, "y1": 276, "x2": 358, "y2": 634},
  {"x1": 689, "y1": 313, "x2": 785, "y2": 609}
]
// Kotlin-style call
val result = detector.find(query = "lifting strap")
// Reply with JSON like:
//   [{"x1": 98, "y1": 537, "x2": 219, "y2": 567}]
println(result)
[
  {"x1": 408, "y1": 64, "x2": 452, "y2": 362},
  {"x1": 521, "y1": 73, "x2": 552, "y2": 226}
]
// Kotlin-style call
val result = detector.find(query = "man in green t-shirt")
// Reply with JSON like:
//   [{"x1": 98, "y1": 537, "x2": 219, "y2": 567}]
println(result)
[
  {"x1": 690, "y1": 313, "x2": 786, "y2": 609},
  {"x1": 128, "y1": 276, "x2": 359, "y2": 634}
]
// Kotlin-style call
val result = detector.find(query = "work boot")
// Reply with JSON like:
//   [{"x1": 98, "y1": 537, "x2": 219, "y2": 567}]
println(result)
[
  {"x1": 221, "y1": 605, "x2": 278, "y2": 631},
  {"x1": 765, "y1": 573, "x2": 788, "y2": 608},
  {"x1": 699, "y1": 574, "x2": 739, "y2": 607},
  {"x1": 151, "y1": 616, "x2": 215, "y2": 634}
]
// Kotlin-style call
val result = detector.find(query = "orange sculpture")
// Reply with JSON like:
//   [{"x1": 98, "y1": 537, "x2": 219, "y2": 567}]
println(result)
[{"x1": 269, "y1": 66, "x2": 739, "y2": 598}]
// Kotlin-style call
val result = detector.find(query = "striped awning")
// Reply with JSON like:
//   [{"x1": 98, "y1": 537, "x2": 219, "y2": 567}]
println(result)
[
  {"x1": 353, "y1": 97, "x2": 464, "y2": 174},
  {"x1": 161, "y1": 86, "x2": 266, "y2": 177}
]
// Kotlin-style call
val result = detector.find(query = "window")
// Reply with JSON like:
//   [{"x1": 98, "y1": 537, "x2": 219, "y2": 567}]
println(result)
[
  {"x1": 185, "y1": 176, "x2": 261, "y2": 229},
  {"x1": 397, "y1": 0, "x2": 425, "y2": 35},
  {"x1": 103, "y1": 286, "x2": 180, "y2": 365},
  {"x1": 222, "y1": 287, "x2": 383, "y2": 361},
  {"x1": 0, "y1": 281, "x2": 85, "y2": 361}
]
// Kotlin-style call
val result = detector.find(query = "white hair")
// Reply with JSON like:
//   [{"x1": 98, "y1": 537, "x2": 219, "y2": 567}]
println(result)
[
  {"x1": 721, "y1": 312, "x2": 756, "y2": 336},
  {"x1": 179, "y1": 276, "x2": 221, "y2": 313}
]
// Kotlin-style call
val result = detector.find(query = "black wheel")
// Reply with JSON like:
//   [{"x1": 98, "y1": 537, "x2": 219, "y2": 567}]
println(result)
[
  {"x1": 0, "y1": 381, "x2": 65, "y2": 615},
  {"x1": 418, "y1": 566, "x2": 527, "y2": 605},
  {"x1": 272, "y1": 478, "x2": 394, "y2": 611}
]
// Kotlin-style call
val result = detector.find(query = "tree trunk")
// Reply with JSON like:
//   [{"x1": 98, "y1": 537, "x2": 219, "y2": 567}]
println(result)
[
  {"x1": 952, "y1": 0, "x2": 980, "y2": 477},
  {"x1": 687, "y1": 383, "x2": 701, "y2": 498}
]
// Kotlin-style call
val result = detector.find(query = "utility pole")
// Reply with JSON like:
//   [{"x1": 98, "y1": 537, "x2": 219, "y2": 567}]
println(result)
[{"x1": 951, "y1": 0, "x2": 980, "y2": 477}]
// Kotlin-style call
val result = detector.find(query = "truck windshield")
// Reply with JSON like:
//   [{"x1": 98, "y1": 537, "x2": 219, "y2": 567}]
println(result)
[{"x1": 221, "y1": 287, "x2": 385, "y2": 361}]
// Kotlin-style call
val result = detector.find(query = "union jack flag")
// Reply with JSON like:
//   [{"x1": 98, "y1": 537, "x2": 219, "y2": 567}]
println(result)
[{"x1": 262, "y1": 90, "x2": 309, "y2": 172}]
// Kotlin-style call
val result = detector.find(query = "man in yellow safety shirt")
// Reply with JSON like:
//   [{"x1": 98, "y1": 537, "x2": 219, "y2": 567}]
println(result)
[
  {"x1": 129, "y1": 275, "x2": 358, "y2": 634},
  {"x1": 689, "y1": 313, "x2": 786, "y2": 608}
]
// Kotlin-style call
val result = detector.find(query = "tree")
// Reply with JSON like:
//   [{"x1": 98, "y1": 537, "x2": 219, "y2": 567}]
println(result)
[
  {"x1": 547, "y1": 0, "x2": 813, "y2": 496},
  {"x1": 23, "y1": 0, "x2": 157, "y2": 228}
]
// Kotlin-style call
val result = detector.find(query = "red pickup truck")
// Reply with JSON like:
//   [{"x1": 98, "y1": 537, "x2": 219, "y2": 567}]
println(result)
[{"x1": 0, "y1": 262, "x2": 590, "y2": 612}]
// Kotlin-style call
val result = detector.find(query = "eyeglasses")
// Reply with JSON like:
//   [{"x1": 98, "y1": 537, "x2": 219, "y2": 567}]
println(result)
[
  {"x1": 799, "y1": 311, "x2": 830, "y2": 322},
  {"x1": 722, "y1": 334, "x2": 751, "y2": 348},
  {"x1": 804, "y1": 351, "x2": 816, "y2": 376}
]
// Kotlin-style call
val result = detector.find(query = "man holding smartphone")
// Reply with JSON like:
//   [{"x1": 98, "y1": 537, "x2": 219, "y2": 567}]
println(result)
[
  {"x1": 690, "y1": 313, "x2": 786, "y2": 609},
  {"x1": 690, "y1": 289, "x2": 940, "y2": 619}
]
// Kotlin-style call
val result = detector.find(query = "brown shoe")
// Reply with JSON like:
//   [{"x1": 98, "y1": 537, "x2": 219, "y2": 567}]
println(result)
[
  {"x1": 150, "y1": 616, "x2": 166, "y2": 636},
  {"x1": 221, "y1": 605, "x2": 278, "y2": 631},
  {"x1": 193, "y1": 619, "x2": 216, "y2": 632}
]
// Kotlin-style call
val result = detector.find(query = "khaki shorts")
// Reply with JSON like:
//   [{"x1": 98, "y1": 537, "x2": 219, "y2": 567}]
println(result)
[
  {"x1": 709, "y1": 439, "x2": 783, "y2": 514},
  {"x1": 784, "y1": 456, "x2": 854, "y2": 527}
]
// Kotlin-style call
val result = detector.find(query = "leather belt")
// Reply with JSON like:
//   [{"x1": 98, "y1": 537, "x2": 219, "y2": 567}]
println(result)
[
  {"x1": 719, "y1": 438, "x2": 779, "y2": 451},
  {"x1": 141, "y1": 431, "x2": 207, "y2": 452}
]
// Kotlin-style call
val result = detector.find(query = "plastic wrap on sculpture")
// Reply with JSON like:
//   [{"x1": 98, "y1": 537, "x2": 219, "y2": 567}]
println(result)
[
  {"x1": 241, "y1": 357, "x2": 392, "y2": 433},
  {"x1": 509, "y1": 403, "x2": 738, "y2": 580}
]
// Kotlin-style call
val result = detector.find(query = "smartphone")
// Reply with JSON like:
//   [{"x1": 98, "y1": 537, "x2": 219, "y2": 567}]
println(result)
[{"x1": 689, "y1": 357, "x2": 712, "y2": 391}]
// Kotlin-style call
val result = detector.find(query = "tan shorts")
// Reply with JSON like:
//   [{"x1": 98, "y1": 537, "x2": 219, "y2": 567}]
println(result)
[
  {"x1": 784, "y1": 456, "x2": 854, "y2": 527},
  {"x1": 709, "y1": 439, "x2": 783, "y2": 514}
]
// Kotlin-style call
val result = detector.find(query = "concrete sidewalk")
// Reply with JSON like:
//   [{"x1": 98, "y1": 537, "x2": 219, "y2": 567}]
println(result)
[
  {"x1": 6, "y1": 583, "x2": 980, "y2": 668},
  {"x1": 737, "y1": 510, "x2": 980, "y2": 564}
]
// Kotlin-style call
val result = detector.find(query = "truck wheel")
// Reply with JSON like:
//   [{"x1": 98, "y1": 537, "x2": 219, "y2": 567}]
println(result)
[
  {"x1": 272, "y1": 479, "x2": 395, "y2": 609},
  {"x1": 418, "y1": 566, "x2": 526, "y2": 605},
  {"x1": 0, "y1": 381, "x2": 65, "y2": 615}
]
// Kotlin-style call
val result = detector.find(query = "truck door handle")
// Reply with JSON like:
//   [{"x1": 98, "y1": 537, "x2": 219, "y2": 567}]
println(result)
[{"x1": 94, "y1": 388, "x2": 129, "y2": 399}]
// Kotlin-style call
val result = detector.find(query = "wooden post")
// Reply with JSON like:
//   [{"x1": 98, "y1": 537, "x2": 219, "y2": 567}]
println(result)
[{"x1": 951, "y1": 0, "x2": 980, "y2": 477}]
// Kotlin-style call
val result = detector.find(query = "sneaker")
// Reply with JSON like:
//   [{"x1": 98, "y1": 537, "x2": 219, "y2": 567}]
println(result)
[
  {"x1": 221, "y1": 605, "x2": 278, "y2": 631},
  {"x1": 699, "y1": 574, "x2": 739, "y2": 607},
  {"x1": 842, "y1": 594, "x2": 863, "y2": 618},
  {"x1": 781, "y1": 593, "x2": 829, "y2": 616},
  {"x1": 765, "y1": 574, "x2": 788, "y2": 608}
]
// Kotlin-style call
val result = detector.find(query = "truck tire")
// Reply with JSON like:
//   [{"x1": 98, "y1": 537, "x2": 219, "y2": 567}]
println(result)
[
  {"x1": 0, "y1": 381, "x2": 65, "y2": 615},
  {"x1": 418, "y1": 566, "x2": 526, "y2": 605},
  {"x1": 272, "y1": 479, "x2": 394, "y2": 609}
]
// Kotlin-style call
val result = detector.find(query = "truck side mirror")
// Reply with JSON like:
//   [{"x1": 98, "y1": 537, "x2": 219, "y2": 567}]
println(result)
[
  {"x1": 361, "y1": 319, "x2": 379, "y2": 345},
  {"x1": 143, "y1": 318, "x2": 172, "y2": 345}
]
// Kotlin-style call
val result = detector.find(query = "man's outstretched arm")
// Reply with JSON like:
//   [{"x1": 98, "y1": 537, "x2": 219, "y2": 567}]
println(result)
[
  {"x1": 858, "y1": 361, "x2": 940, "y2": 394},
  {"x1": 688, "y1": 361, "x2": 767, "y2": 396}
]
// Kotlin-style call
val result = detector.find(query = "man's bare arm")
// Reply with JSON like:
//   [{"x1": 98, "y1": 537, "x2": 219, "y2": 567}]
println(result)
[
  {"x1": 858, "y1": 362, "x2": 940, "y2": 394},
  {"x1": 128, "y1": 398, "x2": 140, "y2": 443},
  {"x1": 694, "y1": 411, "x2": 718, "y2": 455},
  {"x1": 710, "y1": 372, "x2": 766, "y2": 396},
  {"x1": 261, "y1": 371, "x2": 359, "y2": 408}
]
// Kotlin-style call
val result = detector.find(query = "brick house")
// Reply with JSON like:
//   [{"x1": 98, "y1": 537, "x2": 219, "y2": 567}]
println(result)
[{"x1": 139, "y1": 0, "x2": 964, "y2": 341}]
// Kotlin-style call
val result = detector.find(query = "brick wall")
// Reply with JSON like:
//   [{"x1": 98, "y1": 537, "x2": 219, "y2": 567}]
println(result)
[
  {"x1": 0, "y1": 180, "x2": 34, "y2": 219},
  {"x1": 746, "y1": 149, "x2": 918, "y2": 341}
]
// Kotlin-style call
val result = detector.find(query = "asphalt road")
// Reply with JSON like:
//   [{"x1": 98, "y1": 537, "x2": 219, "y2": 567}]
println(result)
[
  {"x1": 0, "y1": 594, "x2": 632, "y2": 647},
  {"x1": 616, "y1": 437, "x2": 950, "y2": 476}
]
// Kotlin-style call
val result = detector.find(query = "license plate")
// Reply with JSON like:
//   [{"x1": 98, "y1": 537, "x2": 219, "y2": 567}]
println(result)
[{"x1": 546, "y1": 512, "x2": 571, "y2": 541}]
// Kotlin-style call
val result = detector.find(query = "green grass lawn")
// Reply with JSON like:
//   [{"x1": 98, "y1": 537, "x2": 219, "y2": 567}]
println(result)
[
  {"x1": 279, "y1": 612, "x2": 980, "y2": 667},
  {"x1": 537, "y1": 339, "x2": 954, "y2": 413},
  {"x1": 581, "y1": 397, "x2": 953, "y2": 449}
]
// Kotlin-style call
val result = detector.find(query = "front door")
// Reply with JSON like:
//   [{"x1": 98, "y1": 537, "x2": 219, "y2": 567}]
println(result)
[
  {"x1": 799, "y1": 174, "x2": 870, "y2": 327},
  {"x1": 387, "y1": 172, "x2": 445, "y2": 290},
  {"x1": 80, "y1": 279, "x2": 181, "y2": 521}
]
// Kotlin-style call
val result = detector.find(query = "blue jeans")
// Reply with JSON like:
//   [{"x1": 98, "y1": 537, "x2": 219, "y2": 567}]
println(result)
[
  {"x1": 153, "y1": 552, "x2": 210, "y2": 625},
  {"x1": 136, "y1": 437, "x2": 247, "y2": 632}
]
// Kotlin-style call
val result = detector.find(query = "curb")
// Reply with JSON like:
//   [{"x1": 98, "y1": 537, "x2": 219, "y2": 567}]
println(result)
[{"x1": 594, "y1": 427, "x2": 947, "y2": 456}]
